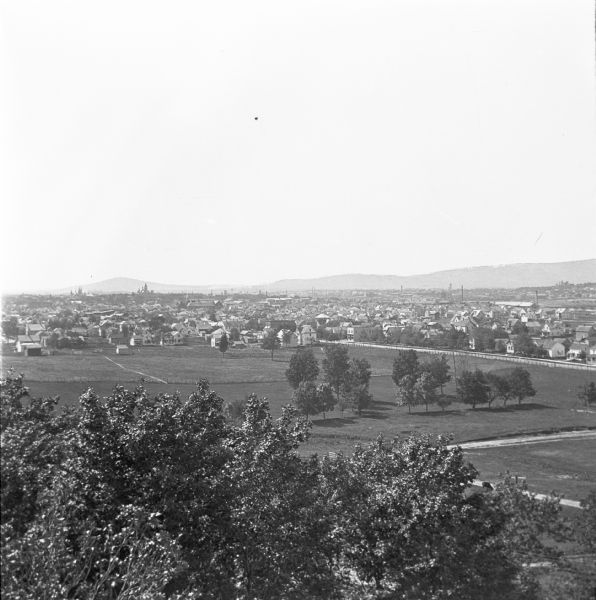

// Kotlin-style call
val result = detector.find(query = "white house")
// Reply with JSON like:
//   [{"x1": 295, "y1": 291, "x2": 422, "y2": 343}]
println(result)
[
  {"x1": 297, "y1": 325, "x2": 317, "y2": 346},
  {"x1": 537, "y1": 339, "x2": 566, "y2": 359},
  {"x1": 160, "y1": 331, "x2": 184, "y2": 346},
  {"x1": 277, "y1": 329, "x2": 299, "y2": 348},
  {"x1": 210, "y1": 328, "x2": 226, "y2": 348}
]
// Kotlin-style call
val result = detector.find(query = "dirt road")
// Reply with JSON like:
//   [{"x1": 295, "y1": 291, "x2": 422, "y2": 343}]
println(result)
[{"x1": 454, "y1": 429, "x2": 596, "y2": 450}]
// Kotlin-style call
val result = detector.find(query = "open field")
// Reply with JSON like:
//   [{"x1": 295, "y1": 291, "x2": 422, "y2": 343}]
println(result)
[
  {"x1": 3, "y1": 342, "x2": 595, "y2": 500},
  {"x1": 464, "y1": 438, "x2": 596, "y2": 500}
]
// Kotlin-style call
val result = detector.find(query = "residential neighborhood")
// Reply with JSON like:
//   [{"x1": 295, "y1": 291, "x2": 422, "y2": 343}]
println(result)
[{"x1": 3, "y1": 281, "x2": 596, "y2": 367}]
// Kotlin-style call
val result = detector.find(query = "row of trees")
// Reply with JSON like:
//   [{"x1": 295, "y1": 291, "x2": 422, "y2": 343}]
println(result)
[
  {"x1": 2, "y1": 372, "x2": 595, "y2": 599},
  {"x1": 456, "y1": 368, "x2": 536, "y2": 409},
  {"x1": 391, "y1": 350, "x2": 538, "y2": 412},
  {"x1": 285, "y1": 346, "x2": 373, "y2": 417},
  {"x1": 392, "y1": 351, "x2": 452, "y2": 412}
]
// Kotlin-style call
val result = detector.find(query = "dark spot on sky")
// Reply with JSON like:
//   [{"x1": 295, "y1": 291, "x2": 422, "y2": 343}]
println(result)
[{"x1": 254, "y1": 117, "x2": 258, "y2": 120}]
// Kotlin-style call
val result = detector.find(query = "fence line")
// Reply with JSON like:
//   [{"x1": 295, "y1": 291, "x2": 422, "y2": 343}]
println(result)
[{"x1": 320, "y1": 341, "x2": 595, "y2": 371}]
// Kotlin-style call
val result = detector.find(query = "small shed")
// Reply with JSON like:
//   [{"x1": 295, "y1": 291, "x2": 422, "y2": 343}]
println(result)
[
  {"x1": 24, "y1": 344, "x2": 43, "y2": 357},
  {"x1": 116, "y1": 344, "x2": 131, "y2": 355}
]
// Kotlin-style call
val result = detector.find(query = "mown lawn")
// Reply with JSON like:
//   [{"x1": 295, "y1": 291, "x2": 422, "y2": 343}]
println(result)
[{"x1": 2, "y1": 344, "x2": 294, "y2": 384}]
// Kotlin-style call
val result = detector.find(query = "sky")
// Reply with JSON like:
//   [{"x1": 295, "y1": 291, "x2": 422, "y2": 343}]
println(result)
[{"x1": 1, "y1": 0, "x2": 595, "y2": 292}]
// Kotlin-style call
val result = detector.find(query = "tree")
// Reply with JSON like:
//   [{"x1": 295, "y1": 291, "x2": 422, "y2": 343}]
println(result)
[
  {"x1": 317, "y1": 383, "x2": 336, "y2": 420},
  {"x1": 319, "y1": 435, "x2": 549, "y2": 598},
  {"x1": 415, "y1": 371, "x2": 439, "y2": 412},
  {"x1": 219, "y1": 332, "x2": 229, "y2": 358},
  {"x1": 1, "y1": 317, "x2": 19, "y2": 339},
  {"x1": 507, "y1": 367, "x2": 536, "y2": 405},
  {"x1": 322, "y1": 344, "x2": 350, "y2": 403},
  {"x1": 286, "y1": 348, "x2": 319, "y2": 389},
  {"x1": 230, "y1": 327, "x2": 241, "y2": 342},
  {"x1": 486, "y1": 372, "x2": 511, "y2": 408},
  {"x1": 515, "y1": 332, "x2": 539, "y2": 357},
  {"x1": 293, "y1": 381, "x2": 323, "y2": 418},
  {"x1": 423, "y1": 355, "x2": 451, "y2": 395},
  {"x1": 261, "y1": 329, "x2": 280, "y2": 359},
  {"x1": 281, "y1": 329, "x2": 293, "y2": 347},
  {"x1": 437, "y1": 396, "x2": 452, "y2": 411},
  {"x1": 225, "y1": 394, "x2": 250, "y2": 423},
  {"x1": 340, "y1": 358, "x2": 373, "y2": 416},
  {"x1": 391, "y1": 349, "x2": 420, "y2": 386},
  {"x1": 396, "y1": 373, "x2": 419, "y2": 413},
  {"x1": 457, "y1": 369, "x2": 489, "y2": 409},
  {"x1": 577, "y1": 381, "x2": 596, "y2": 406}
]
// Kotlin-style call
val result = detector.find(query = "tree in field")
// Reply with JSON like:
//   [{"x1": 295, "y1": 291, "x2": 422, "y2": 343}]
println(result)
[
  {"x1": 293, "y1": 381, "x2": 324, "y2": 418},
  {"x1": 340, "y1": 358, "x2": 373, "y2": 416},
  {"x1": 392, "y1": 350, "x2": 423, "y2": 411},
  {"x1": 486, "y1": 372, "x2": 511, "y2": 408},
  {"x1": 396, "y1": 373, "x2": 420, "y2": 413},
  {"x1": 437, "y1": 395, "x2": 452, "y2": 411},
  {"x1": 317, "y1": 383, "x2": 336, "y2": 420},
  {"x1": 423, "y1": 354, "x2": 451, "y2": 395},
  {"x1": 230, "y1": 327, "x2": 240, "y2": 342},
  {"x1": 457, "y1": 369, "x2": 489, "y2": 409},
  {"x1": 219, "y1": 332, "x2": 229, "y2": 358},
  {"x1": 415, "y1": 371, "x2": 439, "y2": 412},
  {"x1": 577, "y1": 381, "x2": 596, "y2": 407},
  {"x1": 322, "y1": 344, "x2": 350, "y2": 403},
  {"x1": 261, "y1": 329, "x2": 280, "y2": 359},
  {"x1": 507, "y1": 367, "x2": 536, "y2": 405},
  {"x1": 391, "y1": 349, "x2": 420, "y2": 386},
  {"x1": 286, "y1": 348, "x2": 319, "y2": 390}
]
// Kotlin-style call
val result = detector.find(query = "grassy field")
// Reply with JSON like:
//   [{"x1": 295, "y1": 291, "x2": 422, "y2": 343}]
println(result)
[
  {"x1": 3, "y1": 342, "x2": 595, "y2": 499},
  {"x1": 464, "y1": 438, "x2": 596, "y2": 499}
]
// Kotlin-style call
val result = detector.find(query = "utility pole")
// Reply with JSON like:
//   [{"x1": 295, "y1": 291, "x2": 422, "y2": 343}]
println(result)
[{"x1": 452, "y1": 350, "x2": 458, "y2": 395}]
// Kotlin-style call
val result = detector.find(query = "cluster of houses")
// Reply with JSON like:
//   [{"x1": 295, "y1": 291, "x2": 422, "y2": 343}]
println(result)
[{"x1": 3, "y1": 293, "x2": 596, "y2": 367}]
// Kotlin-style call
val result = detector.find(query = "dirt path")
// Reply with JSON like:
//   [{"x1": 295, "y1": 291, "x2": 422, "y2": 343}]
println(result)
[
  {"x1": 454, "y1": 429, "x2": 596, "y2": 450},
  {"x1": 103, "y1": 355, "x2": 167, "y2": 384}
]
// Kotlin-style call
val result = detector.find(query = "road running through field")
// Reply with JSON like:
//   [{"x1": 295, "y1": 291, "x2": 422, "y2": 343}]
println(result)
[
  {"x1": 454, "y1": 429, "x2": 596, "y2": 450},
  {"x1": 454, "y1": 430, "x2": 596, "y2": 509},
  {"x1": 103, "y1": 355, "x2": 167, "y2": 384}
]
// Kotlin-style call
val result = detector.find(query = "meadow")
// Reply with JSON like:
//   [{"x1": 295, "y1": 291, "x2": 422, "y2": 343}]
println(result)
[{"x1": 3, "y1": 342, "x2": 595, "y2": 499}]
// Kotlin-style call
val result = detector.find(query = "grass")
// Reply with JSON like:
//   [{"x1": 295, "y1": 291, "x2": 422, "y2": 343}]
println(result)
[
  {"x1": 3, "y1": 342, "x2": 596, "y2": 499},
  {"x1": 464, "y1": 438, "x2": 596, "y2": 500}
]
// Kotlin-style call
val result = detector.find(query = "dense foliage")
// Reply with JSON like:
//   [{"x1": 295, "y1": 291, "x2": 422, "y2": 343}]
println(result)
[
  {"x1": 1, "y1": 371, "x2": 593, "y2": 599},
  {"x1": 285, "y1": 348, "x2": 320, "y2": 390}
]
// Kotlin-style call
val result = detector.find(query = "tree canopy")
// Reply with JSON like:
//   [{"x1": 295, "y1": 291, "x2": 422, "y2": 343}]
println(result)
[
  {"x1": 322, "y1": 344, "x2": 350, "y2": 401},
  {"x1": 507, "y1": 367, "x2": 536, "y2": 405},
  {"x1": 286, "y1": 348, "x2": 320, "y2": 389},
  {"x1": 457, "y1": 369, "x2": 489, "y2": 409},
  {"x1": 1, "y1": 370, "x2": 592, "y2": 600},
  {"x1": 261, "y1": 329, "x2": 280, "y2": 359}
]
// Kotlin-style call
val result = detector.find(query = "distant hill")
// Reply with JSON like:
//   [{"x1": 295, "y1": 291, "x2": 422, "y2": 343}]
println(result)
[
  {"x1": 264, "y1": 259, "x2": 596, "y2": 291},
  {"x1": 53, "y1": 277, "x2": 219, "y2": 294},
  {"x1": 42, "y1": 259, "x2": 595, "y2": 294}
]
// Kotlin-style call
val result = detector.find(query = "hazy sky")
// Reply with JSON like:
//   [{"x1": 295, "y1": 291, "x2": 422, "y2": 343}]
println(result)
[{"x1": 1, "y1": 0, "x2": 595, "y2": 292}]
